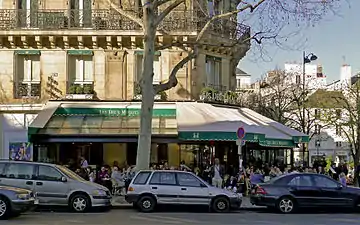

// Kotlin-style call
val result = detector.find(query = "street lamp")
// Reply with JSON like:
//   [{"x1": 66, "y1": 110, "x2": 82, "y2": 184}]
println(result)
[
  {"x1": 315, "y1": 139, "x2": 321, "y2": 157},
  {"x1": 302, "y1": 51, "x2": 318, "y2": 166}
]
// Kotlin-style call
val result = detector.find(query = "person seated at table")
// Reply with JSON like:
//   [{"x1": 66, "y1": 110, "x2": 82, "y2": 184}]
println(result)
[{"x1": 98, "y1": 166, "x2": 112, "y2": 190}]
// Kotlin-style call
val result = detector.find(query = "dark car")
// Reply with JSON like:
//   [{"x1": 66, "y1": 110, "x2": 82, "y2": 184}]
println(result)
[
  {"x1": 250, "y1": 173, "x2": 360, "y2": 213},
  {"x1": 0, "y1": 185, "x2": 35, "y2": 219}
]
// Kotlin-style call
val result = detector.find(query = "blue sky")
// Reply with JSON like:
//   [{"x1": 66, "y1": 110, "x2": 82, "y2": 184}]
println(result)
[{"x1": 239, "y1": 0, "x2": 358, "y2": 83}]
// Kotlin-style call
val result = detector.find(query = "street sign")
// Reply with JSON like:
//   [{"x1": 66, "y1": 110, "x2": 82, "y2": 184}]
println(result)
[{"x1": 237, "y1": 127, "x2": 245, "y2": 139}]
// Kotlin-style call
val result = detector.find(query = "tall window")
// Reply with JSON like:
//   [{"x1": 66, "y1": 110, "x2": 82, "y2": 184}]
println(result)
[
  {"x1": 67, "y1": 55, "x2": 93, "y2": 93},
  {"x1": 17, "y1": 0, "x2": 39, "y2": 28},
  {"x1": 68, "y1": 55, "x2": 93, "y2": 84},
  {"x1": 69, "y1": 0, "x2": 92, "y2": 28},
  {"x1": 136, "y1": 55, "x2": 161, "y2": 84},
  {"x1": 205, "y1": 56, "x2": 221, "y2": 89},
  {"x1": 15, "y1": 54, "x2": 41, "y2": 98}
]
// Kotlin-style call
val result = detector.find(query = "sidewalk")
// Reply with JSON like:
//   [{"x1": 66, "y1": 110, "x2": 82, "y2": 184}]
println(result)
[{"x1": 111, "y1": 196, "x2": 264, "y2": 209}]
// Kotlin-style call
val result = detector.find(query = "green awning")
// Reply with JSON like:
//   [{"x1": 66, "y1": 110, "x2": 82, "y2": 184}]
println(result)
[
  {"x1": 28, "y1": 102, "x2": 177, "y2": 140},
  {"x1": 15, "y1": 50, "x2": 41, "y2": 55},
  {"x1": 178, "y1": 132, "x2": 297, "y2": 148},
  {"x1": 67, "y1": 50, "x2": 93, "y2": 55}
]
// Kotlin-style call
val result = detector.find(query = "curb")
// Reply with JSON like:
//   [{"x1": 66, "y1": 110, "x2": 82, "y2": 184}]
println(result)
[{"x1": 111, "y1": 204, "x2": 134, "y2": 210}]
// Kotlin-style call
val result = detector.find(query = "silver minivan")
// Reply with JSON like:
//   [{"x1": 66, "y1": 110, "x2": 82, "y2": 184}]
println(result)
[{"x1": 0, "y1": 160, "x2": 111, "y2": 212}]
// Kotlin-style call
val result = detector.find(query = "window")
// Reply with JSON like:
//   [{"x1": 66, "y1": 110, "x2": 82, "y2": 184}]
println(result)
[
  {"x1": 206, "y1": 56, "x2": 221, "y2": 89},
  {"x1": 336, "y1": 125, "x2": 341, "y2": 136},
  {"x1": 295, "y1": 75, "x2": 301, "y2": 84},
  {"x1": 177, "y1": 173, "x2": 203, "y2": 187},
  {"x1": 37, "y1": 165, "x2": 62, "y2": 181},
  {"x1": 287, "y1": 175, "x2": 312, "y2": 186},
  {"x1": 68, "y1": 55, "x2": 93, "y2": 85},
  {"x1": 133, "y1": 171, "x2": 151, "y2": 185},
  {"x1": 313, "y1": 175, "x2": 338, "y2": 188},
  {"x1": 314, "y1": 109, "x2": 320, "y2": 119},
  {"x1": 4, "y1": 163, "x2": 35, "y2": 179},
  {"x1": 236, "y1": 79, "x2": 241, "y2": 89},
  {"x1": 0, "y1": 163, "x2": 5, "y2": 177},
  {"x1": 336, "y1": 142, "x2": 342, "y2": 147},
  {"x1": 315, "y1": 125, "x2": 321, "y2": 134},
  {"x1": 136, "y1": 55, "x2": 161, "y2": 85},
  {"x1": 149, "y1": 172, "x2": 176, "y2": 185},
  {"x1": 15, "y1": 55, "x2": 41, "y2": 98}
]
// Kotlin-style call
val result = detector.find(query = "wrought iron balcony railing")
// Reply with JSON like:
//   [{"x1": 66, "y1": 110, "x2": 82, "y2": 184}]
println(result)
[
  {"x1": 14, "y1": 82, "x2": 41, "y2": 99},
  {"x1": 0, "y1": 9, "x2": 250, "y2": 42}
]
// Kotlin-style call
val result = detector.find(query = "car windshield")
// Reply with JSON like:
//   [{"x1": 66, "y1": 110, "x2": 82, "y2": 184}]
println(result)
[{"x1": 56, "y1": 165, "x2": 85, "y2": 181}]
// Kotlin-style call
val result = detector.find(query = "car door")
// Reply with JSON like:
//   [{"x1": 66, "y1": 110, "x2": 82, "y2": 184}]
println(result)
[
  {"x1": 148, "y1": 172, "x2": 178, "y2": 204},
  {"x1": 1, "y1": 163, "x2": 36, "y2": 192},
  {"x1": 176, "y1": 172, "x2": 210, "y2": 205},
  {"x1": 286, "y1": 174, "x2": 322, "y2": 207},
  {"x1": 34, "y1": 165, "x2": 70, "y2": 205},
  {"x1": 312, "y1": 175, "x2": 352, "y2": 207}
]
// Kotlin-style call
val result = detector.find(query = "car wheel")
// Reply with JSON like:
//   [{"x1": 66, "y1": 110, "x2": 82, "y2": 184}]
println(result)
[
  {"x1": 277, "y1": 197, "x2": 296, "y2": 214},
  {"x1": 212, "y1": 197, "x2": 230, "y2": 213},
  {"x1": 70, "y1": 194, "x2": 90, "y2": 213},
  {"x1": 0, "y1": 197, "x2": 10, "y2": 220},
  {"x1": 137, "y1": 196, "x2": 156, "y2": 213}
]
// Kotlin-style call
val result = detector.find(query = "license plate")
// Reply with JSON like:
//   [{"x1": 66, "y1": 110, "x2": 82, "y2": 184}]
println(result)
[{"x1": 34, "y1": 199, "x2": 39, "y2": 205}]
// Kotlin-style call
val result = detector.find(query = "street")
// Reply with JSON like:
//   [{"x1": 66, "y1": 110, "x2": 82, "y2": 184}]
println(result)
[{"x1": 1, "y1": 209, "x2": 360, "y2": 225}]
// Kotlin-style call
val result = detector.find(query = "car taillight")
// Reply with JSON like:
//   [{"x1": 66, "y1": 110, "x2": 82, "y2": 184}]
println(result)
[{"x1": 255, "y1": 186, "x2": 267, "y2": 195}]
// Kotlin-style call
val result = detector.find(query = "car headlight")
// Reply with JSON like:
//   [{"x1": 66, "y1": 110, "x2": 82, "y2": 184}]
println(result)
[
  {"x1": 16, "y1": 193, "x2": 30, "y2": 200},
  {"x1": 92, "y1": 190, "x2": 107, "y2": 196}
]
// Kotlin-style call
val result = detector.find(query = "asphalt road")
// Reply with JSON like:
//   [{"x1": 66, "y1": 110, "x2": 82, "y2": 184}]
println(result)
[{"x1": 1, "y1": 208, "x2": 360, "y2": 225}]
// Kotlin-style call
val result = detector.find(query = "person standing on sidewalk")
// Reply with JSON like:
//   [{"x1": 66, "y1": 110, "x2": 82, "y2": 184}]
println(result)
[{"x1": 210, "y1": 158, "x2": 225, "y2": 188}]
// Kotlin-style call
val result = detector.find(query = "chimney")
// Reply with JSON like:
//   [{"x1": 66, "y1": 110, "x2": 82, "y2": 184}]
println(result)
[{"x1": 340, "y1": 64, "x2": 351, "y2": 82}]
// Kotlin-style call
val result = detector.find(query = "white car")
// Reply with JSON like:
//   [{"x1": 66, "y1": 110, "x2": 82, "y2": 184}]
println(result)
[{"x1": 125, "y1": 170, "x2": 242, "y2": 212}]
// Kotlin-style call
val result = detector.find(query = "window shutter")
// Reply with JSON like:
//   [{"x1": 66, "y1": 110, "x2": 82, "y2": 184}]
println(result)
[
  {"x1": 31, "y1": 56, "x2": 40, "y2": 81},
  {"x1": 24, "y1": 57, "x2": 32, "y2": 81},
  {"x1": 153, "y1": 56, "x2": 161, "y2": 84},
  {"x1": 16, "y1": 55, "x2": 25, "y2": 82},
  {"x1": 83, "y1": 56, "x2": 93, "y2": 81},
  {"x1": 67, "y1": 56, "x2": 77, "y2": 82}
]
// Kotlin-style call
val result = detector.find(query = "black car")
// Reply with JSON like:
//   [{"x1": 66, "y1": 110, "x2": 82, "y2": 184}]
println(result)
[
  {"x1": 0, "y1": 186, "x2": 35, "y2": 219},
  {"x1": 250, "y1": 172, "x2": 360, "y2": 213}
]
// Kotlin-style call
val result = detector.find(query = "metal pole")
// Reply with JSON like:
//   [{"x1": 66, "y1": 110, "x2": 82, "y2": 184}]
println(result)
[{"x1": 302, "y1": 51, "x2": 306, "y2": 165}]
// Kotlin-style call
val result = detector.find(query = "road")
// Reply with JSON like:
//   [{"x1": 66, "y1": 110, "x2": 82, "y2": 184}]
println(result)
[{"x1": 1, "y1": 208, "x2": 360, "y2": 225}]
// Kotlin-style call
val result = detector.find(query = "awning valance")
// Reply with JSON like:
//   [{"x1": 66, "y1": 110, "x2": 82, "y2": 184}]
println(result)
[{"x1": 176, "y1": 102, "x2": 308, "y2": 147}]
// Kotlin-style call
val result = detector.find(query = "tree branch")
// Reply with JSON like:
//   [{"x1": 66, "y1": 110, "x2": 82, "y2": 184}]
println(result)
[
  {"x1": 107, "y1": 0, "x2": 144, "y2": 28},
  {"x1": 154, "y1": 0, "x2": 185, "y2": 26},
  {"x1": 196, "y1": 0, "x2": 266, "y2": 42},
  {"x1": 154, "y1": 48, "x2": 198, "y2": 93}
]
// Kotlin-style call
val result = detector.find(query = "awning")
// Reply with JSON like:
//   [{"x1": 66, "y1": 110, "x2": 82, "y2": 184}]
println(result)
[
  {"x1": 28, "y1": 102, "x2": 177, "y2": 141},
  {"x1": 176, "y1": 102, "x2": 308, "y2": 147}
]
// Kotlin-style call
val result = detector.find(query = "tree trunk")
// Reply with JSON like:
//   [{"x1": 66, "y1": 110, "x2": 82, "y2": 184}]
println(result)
[{"x1": 135, "y1": 5, "x2": 156, "y2": 170}]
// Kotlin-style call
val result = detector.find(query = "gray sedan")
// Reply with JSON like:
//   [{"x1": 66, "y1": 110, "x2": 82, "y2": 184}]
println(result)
[{"x1": 0, "y1": 185, "x2": 35, "y2": 219}]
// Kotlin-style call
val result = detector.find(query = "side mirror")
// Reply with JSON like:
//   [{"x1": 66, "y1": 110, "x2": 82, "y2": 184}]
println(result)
[
  {"x1": 336, "y1": 184, "x2": 343, "y2": 190},
  {"x1": 61, "y1": 177, "x2": 67, "y2": 182}
]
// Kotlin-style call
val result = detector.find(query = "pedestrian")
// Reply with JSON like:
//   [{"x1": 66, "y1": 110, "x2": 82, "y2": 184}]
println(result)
[
  {"x1": 210, "y1": 158, "x2": 225, "y2": 188},
  {"x1": 339, "y1": 172, "x2": 347, "y2": 187}
]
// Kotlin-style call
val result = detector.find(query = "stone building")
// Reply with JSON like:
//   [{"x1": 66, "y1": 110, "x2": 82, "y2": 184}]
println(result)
[{"x1": 0, "y1": 0, "x2": 253, "y2": 166}]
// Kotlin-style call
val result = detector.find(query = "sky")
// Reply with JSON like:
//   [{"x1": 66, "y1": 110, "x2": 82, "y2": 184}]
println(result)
[{"x1": 239, "y1": 0, "x2": 359, "y2": 83}]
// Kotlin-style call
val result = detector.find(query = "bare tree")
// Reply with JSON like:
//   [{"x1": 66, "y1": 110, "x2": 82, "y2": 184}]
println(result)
[
  {"x1": 105, "y1": 0, "x2": 344, "y2": 170},
  {"x1": 322, "y1": 77, "x2": 360, "y2": 186}
]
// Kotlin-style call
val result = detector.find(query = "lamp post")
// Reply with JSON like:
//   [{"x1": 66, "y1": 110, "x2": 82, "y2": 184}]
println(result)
[
  {"x1": 316, "y1": 139, "x2": 320, "y2": 157},
  {"x1": 302, "y1": 51, "x2": 318, "y2": 166}
]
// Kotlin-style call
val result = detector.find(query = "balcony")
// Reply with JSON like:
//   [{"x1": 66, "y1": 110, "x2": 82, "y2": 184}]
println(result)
[
  {"x1": 0, "y1": 9, "x2": 250, "y2": 41},
  {"x1": 65, "y1": 82, "x2": 95, "y2": 100},
  {"x1": 133, "y1": 82, "x2": 167, "y2": 101},
  {"x1": 14, "y1": 82, "x2": 41, "y2": 99}
]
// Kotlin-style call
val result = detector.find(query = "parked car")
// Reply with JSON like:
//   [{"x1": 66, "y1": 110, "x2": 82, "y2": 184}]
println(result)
[
  {"x1": 0, "y1": 185, "x2": 35, "y2": 219},
  {"x1": 125, "y1": 170, "x2": 242, "y2": 212},
  {"x1": 0, "y1": 160, "x2": 111, "y2": 212},
  {"x1": 250, "y1": 172, "x2": 360, "y2": 213}
]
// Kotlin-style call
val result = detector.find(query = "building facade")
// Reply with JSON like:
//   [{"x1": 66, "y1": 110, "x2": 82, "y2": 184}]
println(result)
[{"x1": 0, "y1": 0, "x2": 252, "y2": 166}]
